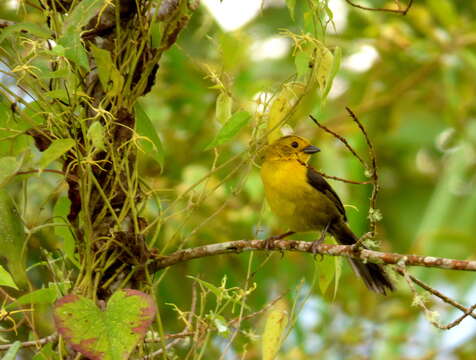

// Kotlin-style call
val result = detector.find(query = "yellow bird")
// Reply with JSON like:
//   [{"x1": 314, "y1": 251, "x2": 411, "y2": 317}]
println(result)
[{"x1": 260, "y1": 135, "x2": 394, "y2": 294}]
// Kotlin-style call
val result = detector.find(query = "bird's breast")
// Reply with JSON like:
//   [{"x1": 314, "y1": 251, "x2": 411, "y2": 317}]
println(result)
[{"x1": 260, "y1": 160, "x2": 322, "y2": 231}]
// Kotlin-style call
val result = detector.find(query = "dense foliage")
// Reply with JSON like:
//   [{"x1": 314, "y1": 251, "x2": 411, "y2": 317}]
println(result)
[{"x1": 1, "y1": 0, "x2": 475, "y2": 359}]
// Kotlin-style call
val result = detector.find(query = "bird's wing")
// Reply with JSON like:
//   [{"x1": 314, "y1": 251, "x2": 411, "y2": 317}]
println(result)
[{"x1": 306, "y1": 165, "x2": 347, "y2": 221}]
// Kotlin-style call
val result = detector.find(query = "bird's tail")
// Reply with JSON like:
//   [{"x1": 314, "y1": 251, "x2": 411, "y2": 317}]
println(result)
[{"x1": 331, "y1": 222, "x2": 394, "y2": 295}]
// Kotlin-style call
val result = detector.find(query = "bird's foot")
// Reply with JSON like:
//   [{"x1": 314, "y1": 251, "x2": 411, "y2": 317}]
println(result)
[
  {"x1": 311, "y1": 238, "x2": 325, "y2": 260},
  {"x1": 263, "y1": 231, "x2": 295, "y2": 253},
  {"x1": 312, "y1": 222, "x2": 331, "y2": 260}
]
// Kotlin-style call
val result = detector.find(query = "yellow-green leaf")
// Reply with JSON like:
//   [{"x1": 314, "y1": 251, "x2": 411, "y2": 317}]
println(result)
[
  {"x1": 206, "y1": 111, "x2": 250, "y2": 150},
  {"x1": 317, "y1": 253, "x2": 335, "y2": 294},
  {"x1": 135, "y1": 104, "x2": 165, "y2": 169},
  {"x1": 322, "y1": 46, "x2": 341, "y2": 100},
  {"x1": 38, "y1": 139, "x2": 75, "y2": 171},
  {"x1": 0, "y1": 189, "x2": 28, "y2": 289},
  {"x1": 266, "y1": 82, "x2": 306, "y2": 143},
  {"x1": 87, "y1": 121, "x2": 105, "y2": 151},
  {"x1": 0, "y1": 156, "x2": 19, "y2": 188},
  {"x1": 215, "y1": 92, "x2": 232, "y2": 124},
  {"x1": 0, "y1": 265, "x2": 18, "y2": 290},
  {"x1": 313, "y1": 44, "x2": 334, "y2": 92},
  {"x1": 54, "y1": 289, "x2": 156, "y2": 360},
  {"x1": 286, "y1": 0, "x2": 296, "y2": 20},
  {"x1": 58, "y1": 27, "x2": 90, "y2": 70},
  {"x1": 262, "y1": 299, "x2": 288, "y2": 360},
  {"x1": 64, "y1": 0, "x2": 105, "y2": 30},
  {"x1": 90, "y1": 45, "x2": 124, "y2": 96},
  {"x1": 8, "y1": 288, "x2": 58, "y2": 309},
  {"x1": 1, "y1": 341, "x2": 21, "y2": 360},
  {"x1": 53, "y1": 196, "x2": 79, "y2": 268}
]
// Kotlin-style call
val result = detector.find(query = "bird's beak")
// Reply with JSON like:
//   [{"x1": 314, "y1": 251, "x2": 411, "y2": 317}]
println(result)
[{"x1": 303, "y1": 145, "x2": 320, "y2": 154}]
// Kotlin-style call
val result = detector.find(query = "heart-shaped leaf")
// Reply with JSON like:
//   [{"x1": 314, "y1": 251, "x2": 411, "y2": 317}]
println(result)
[{"x1": 54, "y1": 289, "x2": 156, "y2": 360}]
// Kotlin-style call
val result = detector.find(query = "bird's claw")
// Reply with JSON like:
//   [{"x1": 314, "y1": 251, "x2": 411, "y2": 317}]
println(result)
[
  {"x1": 263, "y1": 231, "x2": 295, "y2": 256},
  {"x1": 312, "y1": 223, "x2": 331, "y2": 260},
  {"x1": 263, "y1": 237, "x2": 275, "y2": 251},
  {"x1": 311, "y1": 238, "x2": 325, "y2": 260}
]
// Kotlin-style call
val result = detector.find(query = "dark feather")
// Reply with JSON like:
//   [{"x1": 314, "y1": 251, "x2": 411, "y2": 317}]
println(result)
[
  {"x1": 306, "y1": 165, "x2": 394, "y2": 294},
  {"x1": 306, "y1": 166, "x2": 347, "y2": 221},
  {"x1": 331, "y1": 223, "x2": 395, "y2": 295}
]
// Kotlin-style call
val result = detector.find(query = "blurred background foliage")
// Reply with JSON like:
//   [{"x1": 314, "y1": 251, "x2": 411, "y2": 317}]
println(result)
[{"x1": 1, "y1": 0, "x2": 476, "y2": 359}]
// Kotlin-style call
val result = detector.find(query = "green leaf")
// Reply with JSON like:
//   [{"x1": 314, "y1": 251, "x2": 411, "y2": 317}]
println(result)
[
  {"x1": 38, "y1": 67, "x2": 71, "y2": 80},
  {"x1": 44, "y1": 89, "x2": 69, "y2": 101},
  {"x1": 205, "y1": 111, "x2": 251, "y2": 150},
  {"x1": 187, "y1": 276, "x2": 222, "y2": 298},
  {"x1": 53, "y1": 196, "x2": 79, "y2": 267},
  {"x1": 0, "y1": 23, "x2": 50, "y2": 43},
  {"x1": 333, "y1": 256, "x2": 342, "y2": 300},
  {"x1": 285, "y1": 0, "x2": 296, "y2": 20},
  {"x1": 295, "y1": 50, "x2": 311, "y2": 79},
  {"x1": 0, "y1": 189, "x2": 28, "y2": 289},
  {"x1": 58, "y1": 27, "x2": 90, "y2": 70},
  {"x1": 90, "y1": 45, "x2": 124, "y2": 96},
  {"x1": 215, "y1": 92, "x2": 232, "y2": 124},
  {"x1": 322, "y1": 46, "x2": 341, "y2": 100},
  {"x1": 317, "y1": 253, "x2": 335, "y2": 295},
  {"x1": 50, "y1": 44, "x2": 66, "y2": 57},
  {"x1": 8, "y1": 288, "x2": 58, "y2": 309},
  {"x1": 1, "y1": 341, "x2": 21, "y2": 360},
  {"x1": 87, "y1": 121, "x2": 105, "y2": 151},
  {"x1": 0, "y1": 265, "x2": 18, "y2": 290},
  {"x1": 135, "y1": 104, "x2": 165, "y2": 168},
  {"x1": 64, "y1": 0, "x2": 105, "y2": 30},
  {"x1": 262, "y1": 299, "x2": 288, "y2": 360},
  {"x1": 0, "y1": 156, "x2": 19, "y2": 188},
  {"x1": 313, "y1": 44, "x2": 334, "y2": 92},
  {"x1": 54, "y1": 289, "x2": 157, "y2": 360},
  {"x1": 32, "y1": 343, "x2": 57, "y2": 360},
  {"x1": 38, "y1": 138, "x2": 75, "y2": 171}
]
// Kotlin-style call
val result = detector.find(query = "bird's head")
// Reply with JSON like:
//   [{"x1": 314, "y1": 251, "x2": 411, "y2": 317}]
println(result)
[{"x1": 263, "y1": 135, "x2": 320, "y2": 163}]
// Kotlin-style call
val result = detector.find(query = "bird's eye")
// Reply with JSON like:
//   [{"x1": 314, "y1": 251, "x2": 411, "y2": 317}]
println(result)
[{"x1": 291, "y1": 141, "x2": 299, "y2": 148}]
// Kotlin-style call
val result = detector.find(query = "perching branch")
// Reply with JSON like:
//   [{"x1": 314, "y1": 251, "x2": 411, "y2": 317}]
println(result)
[
  {"x1": 150, "y1": 240, "x2": 476, "y2": 329},
  {"x1": 151, "y1": 239, "x2": 476, "y2": 272}
]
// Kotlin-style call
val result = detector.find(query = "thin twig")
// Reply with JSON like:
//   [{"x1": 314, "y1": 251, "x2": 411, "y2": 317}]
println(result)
[
  {"x1": 143, "y1": 331, "x2": 194, "y2": 359},
  {"x1": 345, "y1": 107, "x2": 380, "y2": 238},
  {"x1": 150, "y1": 239, "x2": 476, "y2": 272},
  {"x1": 143, "y1": 280, "x2": 198, "y2": 358},
  {"x1": 15, "y1": 169, "x2": 79, "y2": 182},
  {"x1": 309, "y1": 115, "x2": 366, "y2": 167},
  {"x1": 440, "y1": 304, "x2": 476, "y2": 329},
  {"x1": 313, "y1": 170, "x2": 372, "y2": 185},
  {"x1": 345, "y1": 0, "x2": 413, "y2": 15},
  {"x1": 0, "y1": 333, "x2": 58, "y2": 350},
  {"x1": 395, "y1": 268, "x2": 476, "y2": 321},
  {"x1": 399, "y1": 267, "x2": 476, "y2": 330},
  {"x1": 228, "y1": 292, "x2": 287, "y2": 326},
  {"x1": 144, "y1": 331, "x2": 195, "y2": 343}
]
